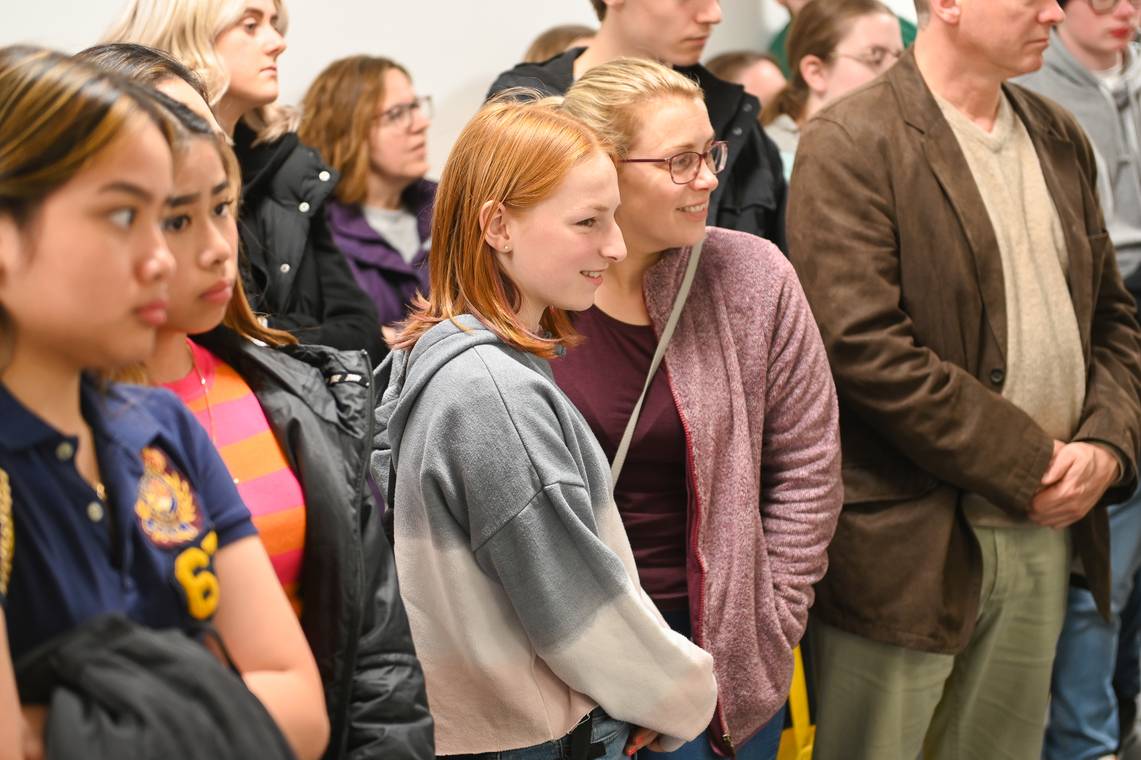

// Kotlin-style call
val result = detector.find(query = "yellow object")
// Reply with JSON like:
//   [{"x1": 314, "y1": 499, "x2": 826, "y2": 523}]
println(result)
[{"x1": 776, "y1": 645, "x2": 814, "y2": 760}]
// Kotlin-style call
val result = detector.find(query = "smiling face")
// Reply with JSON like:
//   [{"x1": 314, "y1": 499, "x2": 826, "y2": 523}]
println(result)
[
  {"x1": 609, "y1": 0, "x2": 724, "y2": 66},
  {"x1": 161, "y1": 138, "x2": 239, "y2": 336},
  {"x1": 493, "y1": 150, "x2": 626, "y2": 329},
  {"x1": 214, "y1": 0, "x2": 286, "y2": 114},
  {"x1": 1059, "y1": 0, "x2": 1141, "y2": 69},
  {"x1": 368, "y1": 68, "x2": 430, "y2": 196},
  {"x1": 0, "y1": 117, "x2": 175, "y2": 371},
  {"x1": 615, "y1": 96, "x2": 718, "y2": 256},
  {"x1": 954, "y1": 0, "x2": 1066, "y2": 78}
]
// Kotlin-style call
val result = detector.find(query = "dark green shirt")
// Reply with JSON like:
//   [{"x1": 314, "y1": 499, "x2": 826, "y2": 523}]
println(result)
[{"x1": 768, "y1": 14, "x2": 917, "y2": 77}]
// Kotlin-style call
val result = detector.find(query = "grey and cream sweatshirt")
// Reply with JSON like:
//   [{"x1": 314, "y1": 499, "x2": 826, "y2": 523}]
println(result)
[{"x1": 371, "y1": 315, "x2": 717, "y2": 755}]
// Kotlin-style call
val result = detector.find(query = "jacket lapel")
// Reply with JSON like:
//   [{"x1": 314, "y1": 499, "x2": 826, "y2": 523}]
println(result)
[
  {"x1": 922, "y1": 120, "x2": 1009, "y2": 357},
  {"x1": 892, "y1": 52, "x2": 1008, "y2": 358}
]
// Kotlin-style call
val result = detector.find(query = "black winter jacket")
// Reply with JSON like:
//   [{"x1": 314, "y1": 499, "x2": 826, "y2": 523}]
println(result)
[
  {"x1": 194, "y1": 327, "x2": 433, "y2": 760},
  {"x1": 233, "y1": 124, "x2": 386, "y2": 364},
  {"x1": 487, "y1": 48, "x2": 788, "y2": 250},
  {"x1": 17, "y1": 615, "x2": 295, "y2": 760}
]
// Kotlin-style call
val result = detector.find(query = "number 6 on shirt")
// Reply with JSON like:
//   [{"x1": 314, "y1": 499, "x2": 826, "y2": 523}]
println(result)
[{"x1": 174, "y1": 530, "x2": 220, "y2": 620}]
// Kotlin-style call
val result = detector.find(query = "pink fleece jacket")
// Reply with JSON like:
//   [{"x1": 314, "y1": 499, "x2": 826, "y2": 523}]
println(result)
[{"x1": 644, "y1": 227, "x2": 842, "y2": 751}]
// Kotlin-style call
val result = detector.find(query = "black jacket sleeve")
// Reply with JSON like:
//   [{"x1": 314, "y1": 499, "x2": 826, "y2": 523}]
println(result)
[
  {"x1": 269, "y1": 214, "x2": 387, "y2": 366},
  {"x1": 344, "y1": 492, "x2": 433, "y2": 760}
]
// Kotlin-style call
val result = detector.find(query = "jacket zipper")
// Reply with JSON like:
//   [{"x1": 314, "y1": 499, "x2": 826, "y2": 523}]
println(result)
[
  {"x1": 330, "y1": 351, "x2": 375, "y2": 751},
  {"x1": 664, "y1": 370, "x2": 735, "y2": 758}
]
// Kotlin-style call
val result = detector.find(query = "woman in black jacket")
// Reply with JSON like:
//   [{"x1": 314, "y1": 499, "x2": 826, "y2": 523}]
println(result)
[
  {"x1": 80, "y1": 43, "x2": 433, "y2": 760},
  {"x1": 104, "y1": 0, "x2": 386, "y2": 364}
]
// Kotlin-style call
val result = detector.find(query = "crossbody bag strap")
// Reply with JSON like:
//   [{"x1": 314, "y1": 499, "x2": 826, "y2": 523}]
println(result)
[{"x1": 610, "y1": 236, "x2": 704, "y2": 486}]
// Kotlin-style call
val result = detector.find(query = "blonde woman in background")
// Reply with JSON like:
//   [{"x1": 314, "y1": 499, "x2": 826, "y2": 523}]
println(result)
[{"x1": 104, "y1": 0, "x2": 386, "y2": 363}]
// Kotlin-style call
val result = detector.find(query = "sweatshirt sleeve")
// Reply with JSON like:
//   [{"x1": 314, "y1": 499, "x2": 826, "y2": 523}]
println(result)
[
  {"x1": 759, "y1": 255, "x2": 843, "y2": 647},
  {"x1": 420, "y1": 351, "x2": 716, "y2": 749}
]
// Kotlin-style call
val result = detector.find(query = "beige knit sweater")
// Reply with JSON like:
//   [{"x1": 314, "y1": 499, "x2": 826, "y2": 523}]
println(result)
[{"x1": 937, "y1": 93, "x2": 1086, "y2": 525}]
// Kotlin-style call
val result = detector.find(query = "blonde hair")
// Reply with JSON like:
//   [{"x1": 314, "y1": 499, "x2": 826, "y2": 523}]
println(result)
[
  {"x1": 395, "y1": 95, "x2": 615, "y2": 359},
  {"x1": 298, "y1": 55, "x2": 410, "y2": 206},
  {"x1": 103, "y1": 0, "x2": 297, "y2": 143},
  {"x1": 559, "y1": 57, "x2": 703, "y2": 158}
]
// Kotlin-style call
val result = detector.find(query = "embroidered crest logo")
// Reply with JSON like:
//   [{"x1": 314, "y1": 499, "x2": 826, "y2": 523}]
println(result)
[
  {"x1": 135, "y1": 448, "x2": 202, "y2": 548},
  {"x1": 0, "y1": 468, "x2": 12, "y2": 597}
]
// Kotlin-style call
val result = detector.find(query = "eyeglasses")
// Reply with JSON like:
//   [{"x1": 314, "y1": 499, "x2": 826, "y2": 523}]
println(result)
[
  {"x1": 619, "y1": 140, "x2": 728, "y2": 184},
  {"x1": 834, "y1": 46, "x2": 903, "y2": 73},
  {"x1": 376, "y1": 95, "x2": 434, "y2": 130},
  {"x1": 1086, "y1": 0, "x2": 1141, "y2": 14}
]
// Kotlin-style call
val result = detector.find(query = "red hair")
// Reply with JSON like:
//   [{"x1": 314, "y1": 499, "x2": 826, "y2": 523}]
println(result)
[{"x1": 395, "y1": 95, "x2": 614, "y2": 359}]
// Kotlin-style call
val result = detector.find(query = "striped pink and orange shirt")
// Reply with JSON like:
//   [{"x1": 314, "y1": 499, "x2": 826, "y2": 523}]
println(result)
[{"x1": 164, "y1": 341, "x2": 307, "y2": 615}]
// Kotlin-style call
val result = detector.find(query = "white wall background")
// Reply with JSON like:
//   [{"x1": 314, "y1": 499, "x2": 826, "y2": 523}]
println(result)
[{"x1": 4, "y1": 0, "x2": 916, "y2": 177}]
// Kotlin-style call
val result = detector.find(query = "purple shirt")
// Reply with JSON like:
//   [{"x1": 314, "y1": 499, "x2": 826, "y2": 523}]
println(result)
[
  {"x1": 324, "y1": 179, "x2": 436, "y2": 327},
  {"x1": 553, "y1": 306, "x2": 690, "y2": 612}
]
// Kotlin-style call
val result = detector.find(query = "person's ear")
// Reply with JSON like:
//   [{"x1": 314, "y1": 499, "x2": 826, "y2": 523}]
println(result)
[
  {"x1": 799, "y1": 54, "x2": 830, "y2": 97},
  {"x1": 930, "y1": 0, "x2": 962, "y2": 26},
  {"x1": 479, "y1": 200, "x2": 514, "y2": 254}
]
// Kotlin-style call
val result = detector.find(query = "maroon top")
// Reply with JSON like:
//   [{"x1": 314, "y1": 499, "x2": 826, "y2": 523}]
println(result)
[{"x1": 552, "y1": 306, "x2": 690, "y2": 612}]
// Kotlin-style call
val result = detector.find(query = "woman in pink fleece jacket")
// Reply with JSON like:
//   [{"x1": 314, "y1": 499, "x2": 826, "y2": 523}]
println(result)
[{"x1": 555, "y1": 58, "x2": 843, "y2": 760}]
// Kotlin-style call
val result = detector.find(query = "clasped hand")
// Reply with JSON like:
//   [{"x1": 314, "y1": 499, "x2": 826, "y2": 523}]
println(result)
[{"x1": 1029, "y1": 441, "x2": 1119, "y2": 529}]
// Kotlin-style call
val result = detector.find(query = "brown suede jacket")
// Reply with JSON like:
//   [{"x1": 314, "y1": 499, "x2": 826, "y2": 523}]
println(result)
[{"x1": 788, "y1": 50, "x2": 1141, "y2": 654}]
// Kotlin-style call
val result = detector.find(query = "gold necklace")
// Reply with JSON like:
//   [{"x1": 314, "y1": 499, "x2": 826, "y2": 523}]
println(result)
[
  {"x1": 185, "y1": 339, "x2": 239, "y2": 486},
  {"x1": 186, "y1": 339, "x2": 216, "y2": 443}
]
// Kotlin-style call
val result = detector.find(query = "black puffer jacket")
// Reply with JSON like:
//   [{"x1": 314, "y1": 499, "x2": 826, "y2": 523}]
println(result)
[
  {"x1": 195, "y1": 327, "x2": 432, "y2": 760},
  {"x1": 17, "y1": 615, "x2": 295, "y2": 760},
  {"x1": 487, "y1": 48, "x2": 788, "y2": 250},
  {"x1": 233, "y1": 124, "x2": 386, "y2": 364}
]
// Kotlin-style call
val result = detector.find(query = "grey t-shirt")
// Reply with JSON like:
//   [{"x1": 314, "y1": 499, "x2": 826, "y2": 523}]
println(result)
[{"x1": 363, "y1": 205, "x2": 422, "y2": 264}]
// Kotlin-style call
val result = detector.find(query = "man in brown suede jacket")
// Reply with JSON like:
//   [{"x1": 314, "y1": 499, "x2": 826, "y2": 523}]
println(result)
[{"x1": 788, "y1": 0, "x2": 1141, "y2": 758}]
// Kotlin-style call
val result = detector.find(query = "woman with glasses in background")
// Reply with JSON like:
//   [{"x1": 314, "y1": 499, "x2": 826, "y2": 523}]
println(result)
[
  {"x1": 556, "y1": 58, "x2": 843, "y2": 760},
  {"x1": 300, "y1": 57, "x2": 436, "y2": 345},
  {"x1": 761, "y1": 0, "x2": 902, "y2": 179}
]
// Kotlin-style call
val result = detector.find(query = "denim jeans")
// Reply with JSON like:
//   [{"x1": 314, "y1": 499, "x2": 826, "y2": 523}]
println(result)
[
  {"x1": 638, "y1": 705, "x2": 785, "y2": 760},
  {"x1": 1044, "y1": 485, "x2": 1141, "y2": 760},
  {"x1": 445, "y1": 709, "x2": 630, "y2": 760},
  {"x1": 639, "y1": 608, "x2": 785, "y2": 760}
]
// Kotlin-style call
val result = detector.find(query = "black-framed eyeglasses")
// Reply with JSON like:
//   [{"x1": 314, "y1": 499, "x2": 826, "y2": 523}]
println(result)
[
  {"x1": 1086, "y1": 0, "x2": 1141, "y2": 14},
  {"x1": 619, "y1": 140, "x2": 728, "y2": 185},
  {"x1": 834, "y1": 46, "x2": 903, "y2": 72},
  {"x1": 376, "y1": 95, "x2": 434, "y2": 129}
]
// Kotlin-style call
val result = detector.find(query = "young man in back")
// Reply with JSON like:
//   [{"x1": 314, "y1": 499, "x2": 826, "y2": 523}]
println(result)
[{"x1": 488, "y1": 0, "x2": 789, "y2": 249}]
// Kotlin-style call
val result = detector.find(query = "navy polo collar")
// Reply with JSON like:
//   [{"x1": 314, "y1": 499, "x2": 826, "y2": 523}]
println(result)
[{"x1": 0, "y1": 376, "x2": 161, "y2": 454}]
